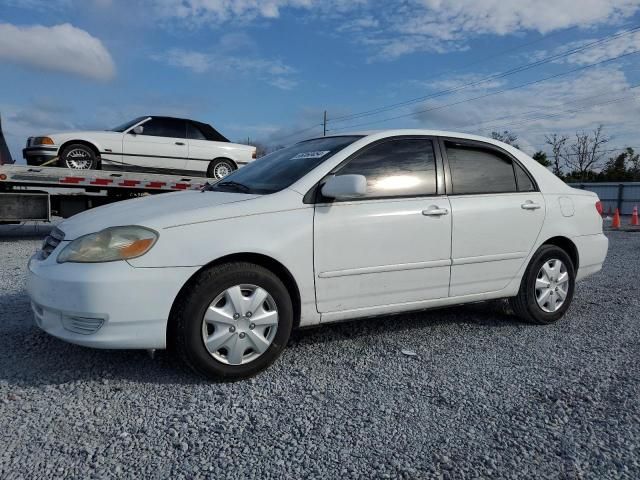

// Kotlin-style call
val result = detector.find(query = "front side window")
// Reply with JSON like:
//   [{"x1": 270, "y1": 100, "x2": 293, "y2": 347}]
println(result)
[
  {"x1": 140, "y1": 118, "x2": 186, "y2": 138},
  {"x1": 210, "y1": 136, "x2": 362, "y2": 195},
  {"x1": 335, "y1": 138, "x2": 437, "y2": 198},
  {"x1": 446, "y1": 144, "x2": 517, "y2": 194}
]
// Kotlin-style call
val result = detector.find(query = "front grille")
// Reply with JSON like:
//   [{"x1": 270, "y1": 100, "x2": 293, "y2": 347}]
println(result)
[
  {"x1": 40, "y1": 227, "x2": 65, "y2": 260},
  {"x1": 62, "y1": 315, "x2": 104, "y2": 335}
]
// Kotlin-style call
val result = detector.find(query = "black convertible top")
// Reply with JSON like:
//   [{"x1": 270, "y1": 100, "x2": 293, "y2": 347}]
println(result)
[{"x1": 153, "y1": 116, "x2": 229, "y2": 143}]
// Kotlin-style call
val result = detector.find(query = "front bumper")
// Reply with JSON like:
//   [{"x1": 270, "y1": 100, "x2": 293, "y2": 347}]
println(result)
[
  {"x1": 27, "y1": 253, "x2": 199, "y2": 349},
  {"x1": 23, "y1": 146, "x2": 58, "y2": 166}
]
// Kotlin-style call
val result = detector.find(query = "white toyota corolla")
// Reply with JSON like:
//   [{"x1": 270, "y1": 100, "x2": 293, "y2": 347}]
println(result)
[{"x1": 27, "y1": 130, "x2": 608, "y2": 380}]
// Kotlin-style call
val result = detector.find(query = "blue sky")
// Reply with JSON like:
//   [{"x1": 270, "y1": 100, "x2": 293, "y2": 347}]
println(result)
[{"x1": 1, "y1": 0, "x2": 640, "y2": 163}]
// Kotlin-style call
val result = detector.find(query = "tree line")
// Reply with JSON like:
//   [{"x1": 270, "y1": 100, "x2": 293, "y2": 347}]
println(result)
[{"x1": 491, "y1": 127, "x2": 640, "y2": 182}]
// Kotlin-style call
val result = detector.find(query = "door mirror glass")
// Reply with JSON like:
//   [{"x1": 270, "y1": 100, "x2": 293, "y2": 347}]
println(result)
[
  {"x1": 321, "y1": 174, "x2": 367, "y2": 200},
  {"x1": 131, "y1": 125, "x2": 144, "y2": 135}
]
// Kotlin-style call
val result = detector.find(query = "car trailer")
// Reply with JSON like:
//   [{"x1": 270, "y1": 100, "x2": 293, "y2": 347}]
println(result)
[
  {"x1": 0, "y1": 164, "x2": 212, "y2": 223},
  {"x1": 0, "y1": 115, "x2": 215, "y2": 224}
]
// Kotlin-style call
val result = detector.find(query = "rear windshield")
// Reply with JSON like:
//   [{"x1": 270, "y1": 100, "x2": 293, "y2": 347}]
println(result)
[{"x1": 210, "y1": 136, "x2": 362, "y2": 195}]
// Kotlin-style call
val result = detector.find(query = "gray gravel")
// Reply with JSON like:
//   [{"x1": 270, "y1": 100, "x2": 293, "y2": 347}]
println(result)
[{"x1": 1, "y1": 228, "x2": 638, "y2": 479}]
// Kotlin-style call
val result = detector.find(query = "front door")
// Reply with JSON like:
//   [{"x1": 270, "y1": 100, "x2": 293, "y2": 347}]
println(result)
[
  {"x1": 122, "y1": 117, "x2": 188, "y2": 173},
  {"x1": 313, "y1": 137, "x2": 452, "y2": 314},
  {"x1": 442, "y1": 139, "x2": 546, "y2": 296}
]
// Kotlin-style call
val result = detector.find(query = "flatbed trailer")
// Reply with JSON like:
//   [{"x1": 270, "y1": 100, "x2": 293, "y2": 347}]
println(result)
[{"x1": 0, "y1": 164, "x2": 211, "y2": 223}]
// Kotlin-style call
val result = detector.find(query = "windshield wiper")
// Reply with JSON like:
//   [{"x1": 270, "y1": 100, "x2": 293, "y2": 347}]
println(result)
[{"x1": 213, "y1": 180, "x2": 252, "y2": 193}]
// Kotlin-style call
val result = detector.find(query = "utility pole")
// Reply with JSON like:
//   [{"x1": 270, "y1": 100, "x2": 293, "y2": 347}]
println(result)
[{"x1": 323, "y1": 110, "x2": 327, "y2": 136}]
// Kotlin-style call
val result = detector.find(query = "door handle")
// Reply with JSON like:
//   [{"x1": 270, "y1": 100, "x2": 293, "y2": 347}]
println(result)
[
  {"x1": 175, "y1": 141, "x2": 185, "y2": 146},
  {"x1": 422, "y1": 206, "x2": 449, "y2": 216},
  {"x1": 521, "y1": 201, "x2": 541, "y2": 210}
]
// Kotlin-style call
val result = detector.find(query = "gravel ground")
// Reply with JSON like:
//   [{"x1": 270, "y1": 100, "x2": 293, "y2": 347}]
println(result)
[{"x1": 0, "y1": 228, "x2": 638, "y2": 479}]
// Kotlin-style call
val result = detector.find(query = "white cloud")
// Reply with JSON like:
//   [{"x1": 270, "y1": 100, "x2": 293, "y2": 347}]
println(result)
[
  {"x1": 536, "y1": 30, "x2": 640, "y2": 65},
  {"x1": 268, "y1": 77, "x2": 298, "y2": 90},
  {"x1": 145, "y1": 0, "x2": 640, "y2": 60},
  {"x1": 0, "y1": 23, "x2": 115, "y2": 81},
  {"x1": 154, "y1": 47, "x2": 297, "y2": 89},
  {"x1": 362, "y1": 0, "x2": 640, "y2": 60},
  {"x1": 411, "y1": 0, "x2": 640, "y2": 37},
  {"x1": 152, "y1": 0, "x2": 323, "y2": 26},
  {"x1": 409, "y1": 67, "x2": 640, "y2": 152}
]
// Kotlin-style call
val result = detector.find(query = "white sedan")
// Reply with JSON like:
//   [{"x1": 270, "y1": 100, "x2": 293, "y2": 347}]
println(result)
[
  {"x1": 27, "y1": 130, "x2": 608, "y2": 380},
  {"x1": 23, "y1": 116, "x2": 256, "y2": 179}
]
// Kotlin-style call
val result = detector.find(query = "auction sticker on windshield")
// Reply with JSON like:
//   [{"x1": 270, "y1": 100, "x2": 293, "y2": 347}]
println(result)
[{"x1": 291, "y1": 150, "x2": 330, "y2": 160}]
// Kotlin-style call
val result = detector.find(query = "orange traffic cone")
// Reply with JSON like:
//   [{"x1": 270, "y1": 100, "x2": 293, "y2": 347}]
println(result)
[
  {"x1": 612, "y1": 208, "x2": 621, "y2": 229},
  {"x1": 631, "y1": 206, "x2": 639, "y2": 226}
]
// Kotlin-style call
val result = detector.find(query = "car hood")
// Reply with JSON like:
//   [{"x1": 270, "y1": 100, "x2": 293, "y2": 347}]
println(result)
[
  {"x1": 45, "y1": 130, "x2": 121, "y2": 142},
  {"x1": 57, "y1": 190, "x2": 263, "y2": 240}
]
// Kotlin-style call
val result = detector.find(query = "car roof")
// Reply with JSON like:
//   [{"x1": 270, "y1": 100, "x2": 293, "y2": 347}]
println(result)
[{"x1": 307, "y1": 129, "x2": 506, "y2": 144}]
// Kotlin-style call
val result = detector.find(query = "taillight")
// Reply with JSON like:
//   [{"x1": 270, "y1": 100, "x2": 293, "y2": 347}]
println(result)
[
  {"x1": 595, "y1": 200, "x2": 603, "y2": 215},
  {"x1": 252, "y1": 149, "x2": 257, "y2": 159}
]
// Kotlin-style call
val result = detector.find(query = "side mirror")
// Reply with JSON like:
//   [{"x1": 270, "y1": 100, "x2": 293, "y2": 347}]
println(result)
[
  {"x1": 321, "y1": 174, "x2": 367, "y2": 200},
  {"x1": 131, "y1": 125, "x2": 144, "y2": 135}
]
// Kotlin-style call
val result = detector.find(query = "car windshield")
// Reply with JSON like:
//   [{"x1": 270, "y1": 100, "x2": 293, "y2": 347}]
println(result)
[
  {"x1": 110, "y1": 117, "x2": 148, "y2": 132},
  {"x1": 209, "y1": 136, "x2": 362, "y2": 195}
]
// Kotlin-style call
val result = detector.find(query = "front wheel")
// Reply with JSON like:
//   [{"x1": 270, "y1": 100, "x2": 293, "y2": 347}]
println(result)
[
  {"x1": 207, "y1": 158, "x2": 236, "y2": 180},
  {"x1": 509, "y1": 245, "x2": 576, "y2": 324},
  {"x1": 60, "y1": 144, "x2": 98, "y2": 170},
  {"x1": 172, "y1": 262, "x2": 293, "y2": 381}
]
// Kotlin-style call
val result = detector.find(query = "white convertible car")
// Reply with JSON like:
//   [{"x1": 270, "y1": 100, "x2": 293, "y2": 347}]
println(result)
[
  {"x1": 23, "y1": 116, "x2": 256, "y2": 179},
  {"x1": 27, "y1": 130, "x2": 608, "y2": 380}
]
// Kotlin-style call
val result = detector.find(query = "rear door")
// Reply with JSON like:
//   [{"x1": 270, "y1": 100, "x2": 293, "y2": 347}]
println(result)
[
  {"x1": 441, "y1": 138, "x2": 545, "y2": 296},
  {"x1": 121, "y1": 118, "x2": 188, "y2": 173}
]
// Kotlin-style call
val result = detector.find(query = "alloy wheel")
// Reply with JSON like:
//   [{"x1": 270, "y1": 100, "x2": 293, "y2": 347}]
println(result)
[
  {"x1": 213, "y1": 162, "x2": 232, "y2": 179},
  {"x1": 64, "y1": 148, "x2": 92, "y2": 169}
]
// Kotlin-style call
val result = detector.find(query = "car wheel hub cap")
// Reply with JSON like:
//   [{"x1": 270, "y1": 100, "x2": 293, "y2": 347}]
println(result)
[
  {"x1": 65, "y1": 149, "x2": 92, "y2": 169},
  {"x1": 535, "y1": 259, "x2": 569, "y2": 313},
  {"x1": 201, "y1": 284, "x2": 278, "y2": 365},
  {"x1": 214, "y1": 164, "x2": 230, "y2": 179}
]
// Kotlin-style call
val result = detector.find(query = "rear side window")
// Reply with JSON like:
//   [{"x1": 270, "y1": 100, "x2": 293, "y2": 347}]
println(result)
[
  {"x1": 140, "y1": 118, "x2": 186, "y2": 138},
  {"x1": 187, "y1": 122, "x2": 207, "y2": 140},
  {"x1": 514, "y1": 162, "x2": 535, "y2": 192},
  {"x1": 336, "y1": 138, "x2": 437, "y2": 198},
  {"x1": 446, "y1": 144, "x2": 517, "y2": 194}
]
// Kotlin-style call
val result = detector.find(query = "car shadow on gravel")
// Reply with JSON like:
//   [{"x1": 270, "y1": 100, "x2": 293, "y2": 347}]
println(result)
[
  {"x1": 289, "y1": 300, "x2": 526, "y2": 346},
  {"x1": 2, "y1": 296, "x2": 526, "y2": 388}
]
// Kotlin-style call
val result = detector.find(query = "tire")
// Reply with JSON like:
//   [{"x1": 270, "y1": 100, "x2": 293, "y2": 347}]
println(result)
[
  {"x1": 509, "y1": 244, "x2": 576, "y2": 324},
  {"x1": 59, "y1": 144, "x2": 98, "y2": 170},
  {"x1": 171, "y1": 262, "x2": 293, "y2": 381},
  {"x1": 207, "y1": 158, "x2": 235, "y2": 180}
]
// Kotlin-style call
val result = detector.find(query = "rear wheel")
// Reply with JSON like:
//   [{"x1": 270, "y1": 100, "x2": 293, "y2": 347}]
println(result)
[
  {"x1": 509, "y1": 245, "x2": 575, "y2": 324},
  {"x1": 172, "y1": 262, "x2": 293, "y2": 381},
  {"x1": 207, "y1": 158, "x2": 236, "y2": 180},
  {"x1": 59, "y1": 144, "x2": 98, "y2": 170}
]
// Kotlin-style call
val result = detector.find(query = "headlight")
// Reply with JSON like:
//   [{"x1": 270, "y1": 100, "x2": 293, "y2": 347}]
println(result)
[
  {"x1": 57, "y1": 226, "x2": 158, "y2": 263},
  {"x1": 33, "y1": 136, "x2": 55, "y2": 146}
]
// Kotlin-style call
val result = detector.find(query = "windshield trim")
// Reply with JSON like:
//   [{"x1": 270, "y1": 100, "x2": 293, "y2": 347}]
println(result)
[{"x1": 110, "y1": 116, "x2": 149, "y2": 133}]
